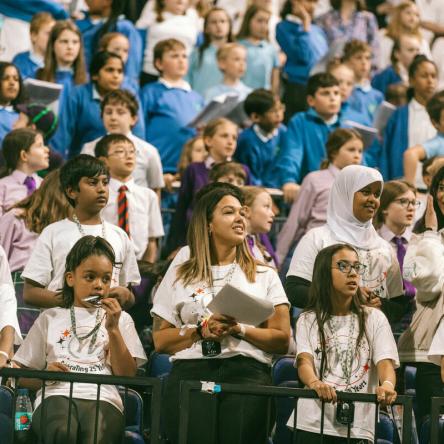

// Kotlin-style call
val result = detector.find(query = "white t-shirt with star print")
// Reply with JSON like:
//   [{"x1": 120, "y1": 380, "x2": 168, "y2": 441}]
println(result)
[
  {"x1": 151, "y1": 247, "x2": 289, "y2": 364},
  {"x1": 13, "y1": 307, "x2": 147, "y2": 412},
  {"x1": 289, "y1": 308, "x2": 399, "y2": 442}
]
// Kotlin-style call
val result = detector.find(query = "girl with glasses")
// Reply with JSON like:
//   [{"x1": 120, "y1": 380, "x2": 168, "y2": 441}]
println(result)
[
  {"x1": 285, "y1": 165, "x2": 404, "y2": 321},
  {"x1": 374, "y1": 180, "x2": 418, "y2": 336},
  {"x1": 290, "y1": 243, "x2": 398, "y2": 443}
]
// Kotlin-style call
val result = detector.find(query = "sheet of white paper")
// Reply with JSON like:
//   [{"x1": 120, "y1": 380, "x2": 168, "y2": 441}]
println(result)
[{"x1": 207, "y1": 283, "x2": 275, "y2": 325}]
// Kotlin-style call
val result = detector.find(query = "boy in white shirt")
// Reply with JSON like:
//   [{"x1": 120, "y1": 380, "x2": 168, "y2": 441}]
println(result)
[
  {"x1": 81, "y1": 89, "x2": 164, "y2": 196},
  {"x1": 97, "y1": 134, "x2": 164, "y2": 263},
  {"x1": 22, "y1": 154, "x2": 140, "y2": 310}
]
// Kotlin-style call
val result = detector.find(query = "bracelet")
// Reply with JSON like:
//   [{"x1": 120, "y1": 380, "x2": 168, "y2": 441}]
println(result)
[
  {"x1": 381, "y1": 380, "x2": 395, "y2": 389},
  {"x1": 0, "y1": 350, "x2": 9, "y2": 360}
]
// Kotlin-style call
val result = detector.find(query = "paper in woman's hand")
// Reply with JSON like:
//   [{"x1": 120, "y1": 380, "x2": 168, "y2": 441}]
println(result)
[{"x1": 207, "y1": 284, "x2": 275, "y2": 325}]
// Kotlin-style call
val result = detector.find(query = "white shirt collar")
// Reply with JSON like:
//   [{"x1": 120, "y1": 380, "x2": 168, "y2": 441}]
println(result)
[
  {"x1": 29, "y1": 49, "x2": 44, "y2": 67},
  {"x1": 378, "y1": 224, "x2": 412, "y2": 243},
  {"x1": 285, "y1": 14, "x2": 303, "y2": 24},
  {"x1": 159, "y1": 77, "x2": 191, "y2": 91},
  {"x1": 92, "y1": 85, "x2": 101, "y2": 101},
  {"x1": 409, "y1": 98, "x2": 425, "y2": 112},
  {"x1": 252, "y1": 124, "x2": 278, "y2": 143},
  {"x1": 205, "y1": 155, "x2": 216, "y2": 169},
  {"x1": 324, "y1": 114, "x2": 338, "y2": 126},
  {"x1": 109, "y1": 177, "x2": 135, "y2": 192},
  {"x1": 356, "y1": 81, "x2": 372, "y2": 92}
]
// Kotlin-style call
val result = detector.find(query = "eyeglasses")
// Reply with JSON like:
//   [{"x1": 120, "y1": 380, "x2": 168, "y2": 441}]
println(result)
[
  {"x1": 393, "y1": 198, "x2": 420, "y2": 209},
  {"x1": 332, "y1": 260, "x2": 367, "y2": 275},
  {"x1": 108, "y1": 148, "x2": 136, "y2": 158}
]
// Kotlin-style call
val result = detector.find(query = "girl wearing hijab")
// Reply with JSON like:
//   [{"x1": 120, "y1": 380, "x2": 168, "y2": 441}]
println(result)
[{"x1": 285, "y1": 165, "x2": 403, "y2": 311}]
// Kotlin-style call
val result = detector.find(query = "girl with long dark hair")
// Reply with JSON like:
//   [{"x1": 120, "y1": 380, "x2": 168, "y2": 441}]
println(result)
[{"x1": 291, "y1": 243, "x2": 398, "y2": 443}]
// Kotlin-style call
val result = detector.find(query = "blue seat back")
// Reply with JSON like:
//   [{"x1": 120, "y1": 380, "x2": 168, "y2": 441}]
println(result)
[
  {"x1": 119, "y1": 387, "x2": 143, "y2": 432},
  {"x1": 272, "y1": 356, "x2": 297, "y2": 386},
  {"x1": 148, "y1": 352, "x2": 172, "y2": 379}
]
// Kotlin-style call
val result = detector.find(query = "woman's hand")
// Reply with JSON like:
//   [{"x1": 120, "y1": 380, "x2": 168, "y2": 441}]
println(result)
[
  {"x1": 203, "y1": 314, "x2": 236, "y2": 340},
  {"x1": 102, "y1": 298, "x2": 122, "y2": 332},
  {"x1": 309, "y1": 380, "x2": 337, "y2": 404},
  {"x1": 425, "y1": 195, "x2": 438, "y2": 231},
  {"x1": 46, "y1": 362, "x2": 70, "y2": 372},
  {"x1": 376, "y1": 383, "x2": 397, "y2": 407}
]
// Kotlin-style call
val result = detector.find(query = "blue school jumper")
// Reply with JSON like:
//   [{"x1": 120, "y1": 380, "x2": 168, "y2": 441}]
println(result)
[
  {"x1": 272, "y1": 108, "x2": 342, "y2": 185},
  {"x1": 349, "y1": 84, "x2": 384, "y2": 126},
  {"x1": 141, "y1": 81, "x2": 204, "y2": 173},
  {"x1": 187, "y1": 45, "x2": 223, "y2": 97},
  {"x1": 238, "y1": 39, "x2": 279, "y2": 90},
  {"x1": 235, "y1": 124, "x2": 286, "y2": 187},
  {"x1": 76, "y1": 14, "x2": 142, "y2": 90},
  {"x1": 423, "y1": 133, "x2": 444, "y2": 158},
  {"x1": 12, "y1": 51, "x2": 42, "y2": 79},
  {"x1": 380, "y1": 104, "x2": 408, "y2": 180},
  {"x1": 50, "y1": 83, "x2": 145, "y2": 159},
  {"x1": 371, "y1": 66, "x2": 402, "y2": 96},
  {"x1": 0, "y1": 1, "x2": 67, "y2": 21},
  {"x1": 0, "y1": 107, "x2": 19, "y2": 145},
  {"x1": 276, "y1": 16, "x2": 328, "y2": 85}
]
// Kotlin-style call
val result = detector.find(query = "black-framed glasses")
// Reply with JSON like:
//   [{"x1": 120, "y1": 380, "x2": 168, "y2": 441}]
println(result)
[
  {"x1": 393, "y1": 198, "x2": 420, "y2": 209},
  {"x1": 332, "y1": 260, "x2": 367, "y2": 275}
]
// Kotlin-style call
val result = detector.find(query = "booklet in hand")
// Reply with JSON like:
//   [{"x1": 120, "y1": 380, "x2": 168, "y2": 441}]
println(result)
[{"x1": 207, "y1": 283, "x2": 275, "y2": 326}]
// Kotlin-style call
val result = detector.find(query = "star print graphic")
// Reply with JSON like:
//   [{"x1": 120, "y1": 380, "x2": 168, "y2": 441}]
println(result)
[
  {"x1": 315, "y1": 347, "x2": 322, "y2": 357},
  {"x1": 363, "y1": 363, "x2": 369, "y2": 372},
  {"x1": 57, "y1": 337, "x2": 65, "y2": 345},
  {"x1": 62, "y1": 329, "x2": 70, "y2": 337}
]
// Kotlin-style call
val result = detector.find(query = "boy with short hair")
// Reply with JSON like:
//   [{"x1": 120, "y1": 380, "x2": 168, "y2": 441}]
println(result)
[
  {"x1": 12, "y1": 12, "x2": 55, "y2": 79},
  {"x1": 342, "y1": 39, "x2": 384, "y2": 125},
  {"x1": 272, "y1": 73, "x2": 343, "y2": 203},
  {"x1": 404, "y1": 91, "x2": 444, "y2": 184},
  {"x1": 208, "y1": 161, "x2": 247, "y2": 187},
  {"x1": 96, "y1": 134, "x2": 164, "y2": 263},
  {"x1": 0, "y1": 128, "x2": 49, "y2": 216},
  {"x1": 81, "y1": 89, "x2": 164, "y2": 194},
  {"x1": 235, "y1": 89, "x2": 286, "y2": 187},
  {"x1": 205, "y1": 43, "x2": 252, "y2": 102},
  {"x1": 22, "y1": 154, "x2": 140, "y2": 309},
  {"x1": 141, "y1": 38, "x2": 204, "y2": 174}
]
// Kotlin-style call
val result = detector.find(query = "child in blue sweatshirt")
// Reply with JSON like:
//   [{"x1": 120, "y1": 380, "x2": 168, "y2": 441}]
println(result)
[
  {"x1": 12, "y1": 12, "x2": 55, "y2": 80},
  {"x1": 404, "y1": 91, "x2": 444, "y2": 184},
  {"x1": 272, "y1": 73, "x2": 343, "y2": 203},
  {"x1": 141, "y1": 39, "x2": 204, "y2": 173},
  {"x1": 76, "y1": 0, "x2": 142, "y2": 87},
  {"x1": 371, "y1": 35, "x2": 420, "y2": 97},
  {"x1": 235, "y1": 89, "x2": 286, "y2": 187},
  {"x1": 0, "y1": 62, "x2": 26, "y2": 145},
  {"x1": 51, "y1": 51, "x2": 145, "y2": 159},
  {"x1": 343, "y1": 39, "x2": 384, "y2": 126},
  {"x1": 276, "y1": 0, "x2": 328, "y2": 121}
]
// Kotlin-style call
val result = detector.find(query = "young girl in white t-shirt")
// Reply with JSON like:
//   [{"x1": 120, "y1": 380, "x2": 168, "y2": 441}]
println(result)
[
  {"x1": 13, "y1": 235, "x2": 146, "y2": 444},
  {"x1": 291, "y1": 243, "x2": 399, "y2": 443}
]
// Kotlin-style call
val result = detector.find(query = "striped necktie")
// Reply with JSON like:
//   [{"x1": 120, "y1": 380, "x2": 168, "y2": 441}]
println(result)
[{"x1": 118, "y1": 185, "x2": 130, "y2": 236}]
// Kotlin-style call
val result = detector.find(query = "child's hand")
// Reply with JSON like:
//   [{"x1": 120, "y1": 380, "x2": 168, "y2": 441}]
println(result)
[
  {"x1": 376, "y1": 383, "x2": 397, "y2": 407},
  {"x1": 282, "y1": 182, "x2": 300, "y2": 204},
  {"x1": 46, "y1": 362, "x2": 69, "y2": 372},
  {"x1": 102, "y1": 298, "x2": 122, "y2": 332}
]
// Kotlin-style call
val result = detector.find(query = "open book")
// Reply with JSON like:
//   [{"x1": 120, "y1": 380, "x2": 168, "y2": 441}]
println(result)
[
  {"x1": 188, "y1": 93, "x2": 247, "y2": 128},
  {"x1": 373, "y1": 101, "x2": 396, "y2": 135},
  {"x1": 343, "y1": 119, "x2": 379, "y2": 148},
  {"x1": 207, "y1": 283, "x2": 275, "y2": 326},
  {"x1": 23, "y1": 78, "x2": 63, "y2": 114}
]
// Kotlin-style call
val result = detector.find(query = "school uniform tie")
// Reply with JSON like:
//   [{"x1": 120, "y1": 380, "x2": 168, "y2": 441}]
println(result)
[
  {"x1": 118, "y1": 185, "x2": 130, "y2": 237},
  {"x1": 393, "y1": 236, "x2": 415, "y2": 298},
  {"x1": 23, "y1": 176, "x2": 36, "y2": 196},
  {"x1": 246, "y1": 235, "x2": 255, "y2": 257}
]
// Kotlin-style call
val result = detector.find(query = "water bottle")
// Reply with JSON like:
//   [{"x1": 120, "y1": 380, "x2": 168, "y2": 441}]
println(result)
[{"x1": 14, "y1": 388, "x2": 32, "y2": 444}]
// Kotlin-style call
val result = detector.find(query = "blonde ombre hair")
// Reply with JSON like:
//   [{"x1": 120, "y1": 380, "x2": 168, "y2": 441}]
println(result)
[
  {"x1": 386, "y1": 1, "x2": 422, "y2": 40},
  {"x1": 176, "y1": 184, "x2": 257, "y2": 286}
]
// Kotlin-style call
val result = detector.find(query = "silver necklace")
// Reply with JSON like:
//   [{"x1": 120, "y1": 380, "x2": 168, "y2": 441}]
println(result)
[
  {"x1": 73, "y1": 213, "x2": 106, "y2": 239},
  {"x1": 70, "y1": 306, "x2": 105, "y2": 354},
  {"x1": 328, "y1": 314, "x2": 356, "y2": 389},
  {"x1": 209, "y1": 261, "x2": 237, "y2": 300}
]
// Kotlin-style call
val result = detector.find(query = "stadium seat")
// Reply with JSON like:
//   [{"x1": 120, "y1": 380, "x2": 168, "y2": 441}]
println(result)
[
  {"x1": 419, "y1": 415, "x2": 444, "y2": 444},
  {"x1": 119, "y1": 387, "x2": 145, "y2": 444},
  {"x1": 0, "y1": 386, "x2": 13, "y2": 444},
  {"x1": 147, "y1": 352, "x2": 172, "y2": 379},
  {"x1": 272, "y1": 355, "x2": 297, "y2": 386}
]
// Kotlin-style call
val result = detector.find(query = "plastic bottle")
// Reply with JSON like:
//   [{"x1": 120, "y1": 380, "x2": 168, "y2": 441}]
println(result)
[{"x1": 14, "y1": 388, "x2": 32, "y2": 444}]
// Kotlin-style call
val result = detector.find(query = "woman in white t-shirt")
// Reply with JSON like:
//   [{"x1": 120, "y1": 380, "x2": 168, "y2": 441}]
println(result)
[
  {"x1": 13, "y1": 236, "x2": 147, "y2": 444},
  {"x1": 285, "y1": 165, "x2": 404, "y2": 319},
  {"x1": 291, "y1": 243, "x2": 398, "y2": 443},
  {"x1": 151, "y1": 183, "x2": 290, "y2": 444}
]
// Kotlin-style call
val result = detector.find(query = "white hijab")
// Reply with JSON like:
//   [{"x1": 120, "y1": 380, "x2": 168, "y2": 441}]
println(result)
[{"x1": 326, "y1": 165, "x2": 385, "y2": 250}]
